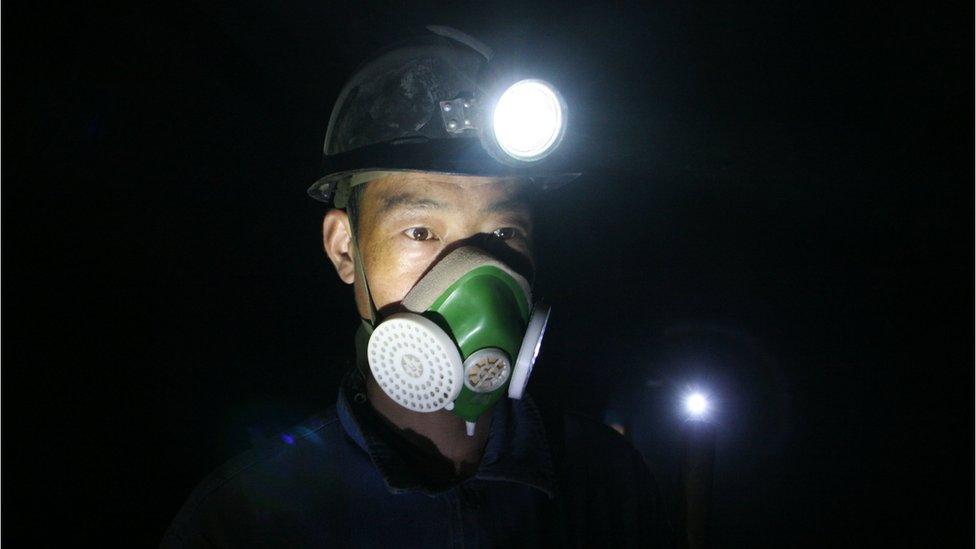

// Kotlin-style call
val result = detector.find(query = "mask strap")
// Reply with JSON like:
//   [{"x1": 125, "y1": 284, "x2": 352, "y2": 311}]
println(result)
[
  {"x1": 344, "y1": 183, "x2": 378, "y2": 327},
  {"x1": 354, "y1": 319, "x2": 374, "y2": 380}
]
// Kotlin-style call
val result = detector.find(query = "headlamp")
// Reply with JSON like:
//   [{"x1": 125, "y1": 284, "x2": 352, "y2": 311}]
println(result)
[
  {"x1": 489, "y1": 79, "x2": 566, "y2": 162},
  {"x1": 308, "y1": 28, "x2": 581, "y2": 205},
  {"x1": 683, "y1": 391, "x2": 711, "y2": 420},
  {"x1": 439, "y1": 78, "x2": 567, "y2": 165}
]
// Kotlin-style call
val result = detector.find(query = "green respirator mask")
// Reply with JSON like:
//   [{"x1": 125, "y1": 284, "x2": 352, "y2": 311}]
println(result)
[{"x1": 366, "y1": 247, "x2": 551, "y2": 436}]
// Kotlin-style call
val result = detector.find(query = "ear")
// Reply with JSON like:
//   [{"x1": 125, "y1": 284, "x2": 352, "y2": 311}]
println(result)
[{"x1": 322, "y1": 209, "x2": 356, "y2": 284}]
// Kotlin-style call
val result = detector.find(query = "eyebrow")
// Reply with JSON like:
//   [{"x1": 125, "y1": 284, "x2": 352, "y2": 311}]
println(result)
[
  {"x1": 375, "y1": 188, "x2": 531, "y2": 217},
  {"x1": 377, "y1": 193, "x2": 450, "y2": 215},
  {"x1": 484, "y1": 195, "x2": 531, "y2": 214}
]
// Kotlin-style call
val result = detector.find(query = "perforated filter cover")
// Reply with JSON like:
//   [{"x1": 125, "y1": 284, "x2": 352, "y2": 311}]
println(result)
[{"x1": 367, "y1": 313, "x2": 463, "y2": 412}]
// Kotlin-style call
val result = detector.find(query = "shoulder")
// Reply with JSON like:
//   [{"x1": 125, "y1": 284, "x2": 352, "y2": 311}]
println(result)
[
  {"x1": 558, "y1": 410, "x2": 651, "y2": 478},
  {"x1": 161, "y1": 408, "x2": 345, "y2": 547}
]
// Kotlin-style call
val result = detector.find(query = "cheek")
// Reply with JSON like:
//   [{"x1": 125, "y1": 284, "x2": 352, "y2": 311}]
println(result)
[{"x1": 365, "y1": 237, "x2": 439, "y2": 309}]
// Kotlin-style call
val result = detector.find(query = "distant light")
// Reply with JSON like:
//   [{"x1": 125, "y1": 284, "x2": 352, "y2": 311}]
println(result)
[{"x1": 684, "y1": 392, "x2": 710, "y2": 419}]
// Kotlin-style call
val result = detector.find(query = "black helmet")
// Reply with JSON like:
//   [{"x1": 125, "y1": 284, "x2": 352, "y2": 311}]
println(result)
[{"x1": 307, "y1": 26, "x2": 578, "y2": 207}]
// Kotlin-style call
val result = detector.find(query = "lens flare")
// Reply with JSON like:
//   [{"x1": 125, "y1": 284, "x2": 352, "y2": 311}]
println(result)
[{"x1": 491, "y1": 79, "x2": 564, "y2": 162}]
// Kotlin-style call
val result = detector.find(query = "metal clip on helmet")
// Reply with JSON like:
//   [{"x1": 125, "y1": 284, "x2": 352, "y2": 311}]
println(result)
[{"x1": 307, "y1": 26, "x2": 578, "y2": 207}]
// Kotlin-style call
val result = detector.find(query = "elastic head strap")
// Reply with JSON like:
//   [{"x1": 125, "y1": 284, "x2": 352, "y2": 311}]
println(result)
[
  {"x1": 351, "y1": 229, "x2": 378, "y2": 327},
  {"x1": 334, "y1": 171, "x2": 398, "y2": 209},
  {"x1": 342, "y1": 179, "x2": 378, "y2": 327},
  {"x1": 354, "y1": 317, "x2": 374, "y2": 379}
]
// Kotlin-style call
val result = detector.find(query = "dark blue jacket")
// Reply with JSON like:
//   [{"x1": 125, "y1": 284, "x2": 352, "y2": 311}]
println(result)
[{"x1": 162, "y1": 370, "x2": 669, "y2": 547}]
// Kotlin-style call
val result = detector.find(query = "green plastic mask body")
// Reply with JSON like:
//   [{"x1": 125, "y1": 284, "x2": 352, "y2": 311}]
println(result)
[
  {"x1": 426, "y1": 265, "x2": 530, "y2": 422},
  {"x1": 367, "y1": 247, "x2": 534, "y2": 426}
]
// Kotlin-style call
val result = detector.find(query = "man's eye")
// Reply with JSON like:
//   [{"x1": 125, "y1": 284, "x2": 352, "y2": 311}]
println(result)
[
  {"x1": 404, "y1": 227, "x2": 436, "y2": 241},
  {"x1": 491, "y1": 227, "x2": 519, "y2": 240}
]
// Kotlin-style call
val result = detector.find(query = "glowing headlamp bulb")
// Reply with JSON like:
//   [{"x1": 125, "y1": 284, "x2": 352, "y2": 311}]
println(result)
[
  {"x1": 684, "y1": 392, "x2": 710, "y2": 419},
  {"x1": 491, "y1": 79, "x2": 565, "y2": 162}
]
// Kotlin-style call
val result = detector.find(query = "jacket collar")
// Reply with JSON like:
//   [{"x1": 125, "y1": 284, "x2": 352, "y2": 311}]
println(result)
[{"x1": 336, "y1": 325, "x2": 558, "y2": 498}]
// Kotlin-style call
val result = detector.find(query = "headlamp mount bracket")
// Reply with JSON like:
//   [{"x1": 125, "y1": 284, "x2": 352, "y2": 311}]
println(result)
[{"x1": 439, "y1": 97, "x2": 483, "y2": 136}]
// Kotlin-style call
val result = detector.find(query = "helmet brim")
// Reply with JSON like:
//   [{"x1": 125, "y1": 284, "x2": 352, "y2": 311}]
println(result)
[{"x1": 307, "y1": 138, "x2": 580, "y2": 205}]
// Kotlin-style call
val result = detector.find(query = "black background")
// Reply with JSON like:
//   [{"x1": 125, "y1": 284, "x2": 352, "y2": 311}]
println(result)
[{"x1": 4, "y1": 1, "x2": 972, "y2": 545}]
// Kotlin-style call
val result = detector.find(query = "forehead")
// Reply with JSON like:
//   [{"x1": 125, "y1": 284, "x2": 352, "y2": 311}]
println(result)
[{"x1": 360, "y1": 172, "x2": 532, "y2": 214}]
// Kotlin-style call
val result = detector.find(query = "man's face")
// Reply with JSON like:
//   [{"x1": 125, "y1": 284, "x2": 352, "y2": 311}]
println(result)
[{"x1": 324, "y1": 172, "x2": 535, "y2": 320}]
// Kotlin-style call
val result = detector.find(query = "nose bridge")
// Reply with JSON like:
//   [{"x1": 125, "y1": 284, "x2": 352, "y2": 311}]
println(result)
[
  {"x1": 449, "y1": 204, "x2": 491, "y2": 243},
  {"x1": 403, "y1": 244, "x2": 533, "y2": 314},
  {"x1": 436, "y1": 234, "x2": 535, "y2": 285}
]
